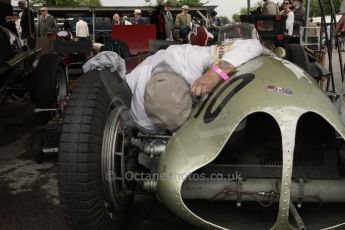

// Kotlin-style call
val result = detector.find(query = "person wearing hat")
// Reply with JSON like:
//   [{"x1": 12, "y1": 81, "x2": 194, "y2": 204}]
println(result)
[
  {"x1": 37, "y1": 6, "x2": 58, "y2": 37},
  {"x1": 125, "y1": 38, "x2": 263, "y2": 132},
  {"x1": 164, "y1": 1, "x2": 174, "y2": 41},
  {"x1": 175, "y1": 5, "x2": 192, "y2": 39},
  {"x1": 292, "y1": 0, "x2": 305, "y2": 35},
  {"x1": 133, "y1": 9, "x2": 145, "y2": 24}
]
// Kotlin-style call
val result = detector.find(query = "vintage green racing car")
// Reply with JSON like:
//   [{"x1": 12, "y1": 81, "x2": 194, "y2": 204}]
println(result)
[{"x1": 58, "y1": 23, "x2": 345, "y2": 230}]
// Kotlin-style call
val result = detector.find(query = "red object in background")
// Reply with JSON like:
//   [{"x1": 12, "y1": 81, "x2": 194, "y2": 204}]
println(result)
[
  {"x1": 188, "y1": 26, "x2": 208, "y2": 46},
  {"x1": 112, "y1": 25, "x2": 156, "y2": 55}
]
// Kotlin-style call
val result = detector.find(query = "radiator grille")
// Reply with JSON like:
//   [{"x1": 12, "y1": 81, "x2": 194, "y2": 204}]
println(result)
[{"x1": 204, "y1": 112, "x2": 339, "y2": 179}]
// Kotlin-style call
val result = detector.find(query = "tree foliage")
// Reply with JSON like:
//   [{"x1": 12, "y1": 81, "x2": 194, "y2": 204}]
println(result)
[
  {"x1": 219, "y1": 16, "x2": 230, "y2": 25},
  {"x1": 309, "y1": 0, "x2": 342, "y2": 17},
  {"x1": 232, "y1": 1, "x2": 262, "y2": 22},
  {"x1": 31, "y1": 0, "x2": 101, "y2": 7}
]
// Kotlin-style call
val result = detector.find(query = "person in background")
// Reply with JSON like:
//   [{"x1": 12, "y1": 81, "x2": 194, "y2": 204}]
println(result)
[
  {"x1": 307, "y1": 18, "x2": 318, "y2": 36},
  {"x1": 61, "y1": 21, "x2": 73, "y2": 40},
  {"x1": 336, "y1": 0, "x2": 345, "y2": 51},
  {"x1": 151, "y1": 5, "x2": 166, "y2": 40},
  {"x1": 175, "y1": 5, "x2": 192, "y2": 40},
  {"x1": 113, "y1": 13, "x2": 123, "y2": 25},
  {"x1": 13, "y1": 12, "x2": 22, "y2": 39},
  {"x1": 207, "y1": 10, "x2": 222, "y2": 41},
  {"x1": 122, "y1": 15, "x2": 132, "y2": 25},
  {"x1": 18, "y1": 0, "x2": 35, "y2": 40},
  {"x1": 0, "y1": 0, "x2": 17, "y2": 35},
  {"x1": 76, "y1": 16, "x2": 89, "y2": 39},
  {"x1": 262, "y1": 0, "x2": 279, "y2": 15},
  {"x1": 37, "y1": 6, "x2": 58, "y2": 37},
  {"x1": 292, "y1": 0, "x2": 305, "y2": 35},
  {"x1": 281, "y1": 0, "x2": 294, "y2": 35},
  {"x1": 336, "y1": 0, "x2": 345, "y2": 33},
  {"x1": 133, "y1": 9, "x2": 145, "y2": 25},
  {"x1": 164, "y1": 1, "x2": 174, "y2": 41}
]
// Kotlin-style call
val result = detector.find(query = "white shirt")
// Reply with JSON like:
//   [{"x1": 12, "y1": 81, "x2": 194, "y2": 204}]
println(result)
[
  {"x1": 282, "y1": 10, "x2": 294, "y2": 35},
  {"x1": 125, "y1": 39, "x2": 263, "y2": 131},
  {"x1": 76, "y1": 19, "x2": 89, "y2": 38}
]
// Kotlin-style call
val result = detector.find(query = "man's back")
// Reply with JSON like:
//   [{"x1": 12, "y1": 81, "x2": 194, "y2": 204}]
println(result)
[
  {"x1": 76, "y1": 19, "x2": 89, "y2": 38},
  {"x1": 126, "y1": 44, "x2": 213, "y2": 131}
]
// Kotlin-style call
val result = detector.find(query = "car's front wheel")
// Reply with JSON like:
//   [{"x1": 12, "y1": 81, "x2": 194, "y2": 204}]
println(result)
[{"x1": 58, "y1": 70, "x2": 135, "y2": 229}]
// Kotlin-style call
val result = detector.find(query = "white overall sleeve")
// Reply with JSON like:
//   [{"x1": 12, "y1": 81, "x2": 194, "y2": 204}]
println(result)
[{"x1": 221, "y1": 39, "x2": 263, "y2": 68}]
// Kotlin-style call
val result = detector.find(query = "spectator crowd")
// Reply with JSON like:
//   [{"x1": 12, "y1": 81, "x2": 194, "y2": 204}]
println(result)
[{"x1": 259, "y1": 0, "x2": 308, "y2": 35}]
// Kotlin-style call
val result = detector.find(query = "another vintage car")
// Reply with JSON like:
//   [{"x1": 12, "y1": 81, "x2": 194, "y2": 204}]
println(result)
[{"x1": 58, "y1": 23, "x2": 345, "y2": 229}]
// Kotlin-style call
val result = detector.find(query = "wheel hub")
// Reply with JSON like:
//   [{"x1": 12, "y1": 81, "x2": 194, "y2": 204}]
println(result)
[{"x1": 101, "y1": 105, "x2": 135, "y2": 211}]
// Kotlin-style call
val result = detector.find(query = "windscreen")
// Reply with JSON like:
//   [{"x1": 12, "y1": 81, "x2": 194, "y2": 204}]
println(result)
[{"x1": 217, "y1": 22, "x2": 260, "y2": 42}]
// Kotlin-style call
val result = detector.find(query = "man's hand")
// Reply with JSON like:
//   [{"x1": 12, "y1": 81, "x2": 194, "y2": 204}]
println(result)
[
  {"x1": 191, "y1": 72, "x2": 221, "y2": 97},
  {"x1": 336, "y1": 15, "x2": 345, "y2": 33},
  {"x1": 191, "y1": 61, "x2": 234, "y2": 97}
]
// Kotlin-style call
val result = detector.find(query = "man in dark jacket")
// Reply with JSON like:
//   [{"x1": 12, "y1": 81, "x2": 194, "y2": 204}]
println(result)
[
  {"x1": 18, "y1": 0, "x2": 35, "y2": 39},
  {"x1": 133, "y1": 9, "x2": 145, "y2": 25},
  {"x1": 164, "y1": 1, "x2": 174, "y2": 41},
  {"x1": 293, "y1": 0, "x2": 305, "y2": 35}
]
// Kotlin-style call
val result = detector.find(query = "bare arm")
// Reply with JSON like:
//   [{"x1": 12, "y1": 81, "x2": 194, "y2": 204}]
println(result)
[{"x1": 191, "y1": 61, "x2": 234, "y2": 97}]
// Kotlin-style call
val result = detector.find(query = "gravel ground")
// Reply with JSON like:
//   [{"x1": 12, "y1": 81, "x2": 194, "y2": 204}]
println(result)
[{"x1": 0, "y1": 101, "x2": 198, "y2": 230}]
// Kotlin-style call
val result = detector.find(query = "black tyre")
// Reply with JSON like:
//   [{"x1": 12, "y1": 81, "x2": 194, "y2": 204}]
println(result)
[
  {"x1": 36, "y1": 53, "x2": 68, "y2": 109},
  {"x1": 285, "y1": 44, "x2": 310, "y2": 73},
  {"x1": 58, "y1": 70, "x2": 133, "y2": 229}
]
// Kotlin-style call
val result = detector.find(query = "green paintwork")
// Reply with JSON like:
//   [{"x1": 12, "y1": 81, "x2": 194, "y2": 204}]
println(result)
[{"x1": 156, "y1": 54, "x2": 345, "y2": 230}]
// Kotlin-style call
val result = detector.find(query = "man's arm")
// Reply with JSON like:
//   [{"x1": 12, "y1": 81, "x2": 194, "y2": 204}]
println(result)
[
  {"x1": 48, "y1": 16, "x2": 58, "y2": 33},
  {"x1": 191, "y1": 39, "x2": 263, "y2": 97},
  {"x1": 191, "y1": 61, "x2": 234, "y2": 96},
  {"x1": 175, "y1": 14, "x2": 181, "y2": 28}
]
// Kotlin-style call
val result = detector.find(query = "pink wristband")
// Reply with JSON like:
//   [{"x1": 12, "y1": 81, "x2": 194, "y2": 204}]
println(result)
[{"x1": 211, "y1": 66, "x2": 230, "y2": 81}]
